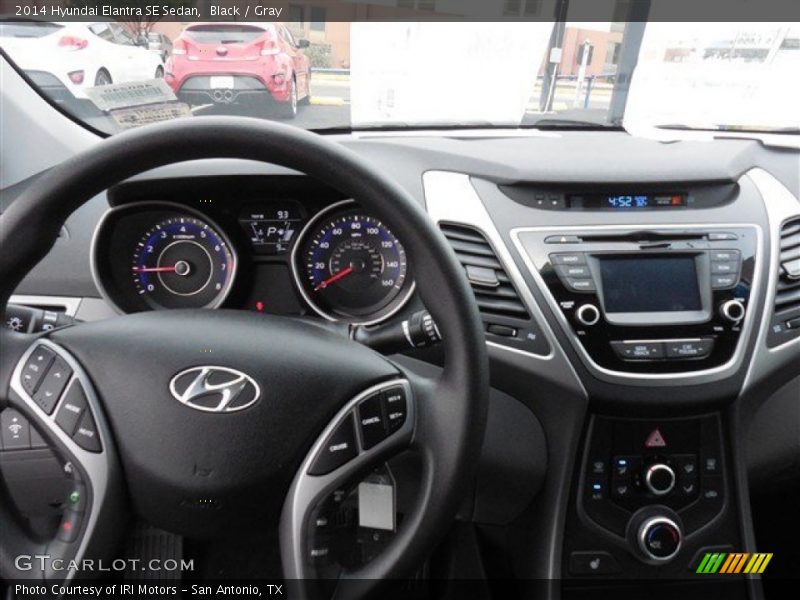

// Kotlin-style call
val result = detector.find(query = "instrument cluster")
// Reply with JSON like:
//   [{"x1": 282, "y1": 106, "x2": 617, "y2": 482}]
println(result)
[{"x1": 91, "y1": 198, "x2": 415, "y2": 324}]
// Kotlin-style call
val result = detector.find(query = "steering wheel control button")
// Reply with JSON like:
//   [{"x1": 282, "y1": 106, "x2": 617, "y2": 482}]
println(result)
[
  {"x1": 309, "y1": 413, "x2": 358, "y2": 476},
  {"x1": 639, "y1": 517, "x2": 682, "y2": 562},
  {"x1": 569, "y1": 551, "x2": 621, "y2": 576},
  {"x1": 644, "y1": 463, "x2": 676, "y2": 496},
  {"x1": 33, "y1": 356, "x2": 72, "y2": 414},
  {"x1": 1, "y1": 409, "x2": 31, "y2": 450},
  {"x1": 21, "y1": 346, "x2": 55, "y2": 395},
  {"x1": 55, "y1": 382, "x2": 88, "y2": 436},
  {"x1": 358, "y1": 393, "x2": 388, "y2": 450},
  {"x1": 383, "y1": 387, "x2": 407, "y2": 432},
  {"x1": 67, "y1": 481, "x2": 87, "y2": 512},
  {"x1": 57, "y1": 509, "x2": 83, "y2": 543},
  {"x1": 72, "y1": 411, "x2": 102, "y2": 453}
]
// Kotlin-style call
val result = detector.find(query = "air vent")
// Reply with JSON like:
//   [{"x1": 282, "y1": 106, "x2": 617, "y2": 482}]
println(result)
[
  {"x1": 776, "y1": 218, "x2": 800, "y2": 313},
  {"x1": 440, "y1": 223, "x2": 530, "y2": 320}
]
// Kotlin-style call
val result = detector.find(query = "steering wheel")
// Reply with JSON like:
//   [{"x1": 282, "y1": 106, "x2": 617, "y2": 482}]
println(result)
[{"x1": 0, "y1": 117, "x2": 489, "y2": 596}]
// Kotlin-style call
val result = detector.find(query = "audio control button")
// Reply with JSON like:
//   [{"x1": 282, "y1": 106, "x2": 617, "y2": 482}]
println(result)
[
  {"x1": 720, "y1": 300, "x2": 745, "y2": 323},
  {"x1": 711, "y1": 274, "x2": 738, "y2": 289},
  {"x1": 576, "y1": 304, "x2": 601, "y2": 326},
  {"x1": 611, "y1": 341, "x2": 664, "y2": 360},
  {"x1": 550, "y1": 253, "x2": 586, "y2": 266},
  {"x1": 566, "y1": 278, "x2": 596, "y2": 292},
  {"x1": 665, "y1": 339, "x2": 714, "y2": 358}
]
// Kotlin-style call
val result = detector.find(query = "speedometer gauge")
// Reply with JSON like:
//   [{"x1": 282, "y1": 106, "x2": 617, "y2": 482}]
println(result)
[
  {"x1": 132, "y1": 215, "x2": 235, "y2": 310},
  {"x1": 292, "y1": 202, "x2": 414, "y2": 324}
]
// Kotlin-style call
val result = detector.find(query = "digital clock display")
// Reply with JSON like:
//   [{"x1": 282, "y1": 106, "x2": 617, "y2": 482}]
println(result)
[{"x1": 567, "y1": 193, "x2": 688, "y2": 210}]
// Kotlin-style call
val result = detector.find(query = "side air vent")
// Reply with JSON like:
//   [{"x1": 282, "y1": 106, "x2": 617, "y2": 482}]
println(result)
[
  {"x1": 440, "y1": 223, "x2": 530, "y2": 320},
  {"x1": 776, "y1": 218, "x2": 800, "y2": 311}
]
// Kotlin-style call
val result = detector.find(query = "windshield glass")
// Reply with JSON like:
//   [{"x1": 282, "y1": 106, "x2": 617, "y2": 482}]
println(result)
[{"x1": 1, "y1": 19, "x2": 797, "y2": 134}]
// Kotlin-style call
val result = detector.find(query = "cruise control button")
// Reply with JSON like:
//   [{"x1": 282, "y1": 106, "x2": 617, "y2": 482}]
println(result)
[
  {"x1": 1, "y1": 409, "x2": 31, "y2": 450},
  {"x1": 711, "y1": 274, "x2": 738, "y2": 289},
  {"x1": 73, "y1": 411, "x2": 102, "y2": 453},
  {"x1": 665, "y1": 339, "x2": 714, "y2": 358},
  {"x1": 308, "y1": 413, "x2": 358, "y2": 476},
  {"x1": 67, "y1": 481, "x2": 87, "y2": 513},
  {"x1": 358, "y1": 393, "x2": 388, "y2": 450},
  {"x1": 383, "y1": 387, "x2": 407, "y2": 432},
  {"x1": 711, "y1": 261, "x2": 739, "y2": 274},
  {"x1": 611, "y1": 341, "x2": 664, "y2": 360},
  {"x1": 550, "y1": 253, "x2": 586, "y2": 266},
  {"x1": 21, "y1": 346, "x2": 55, "y2": 395},
  {"x1": 55, "y1": 382, "x2": 88, "y2": 436},
  {"x1": 33, "y1": 356, "x2": 72, "y2": 415}
]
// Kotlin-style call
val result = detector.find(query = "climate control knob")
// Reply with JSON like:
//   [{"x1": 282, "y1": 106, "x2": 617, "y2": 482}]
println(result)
[
  {"x1": 644, "y1": 463, "x2": 676, "y2": 496},
  {"x1": 576, "y1": 304, "x2": 601, "y2": 326},
  {"x1": 720, "y1": 299, "x2": 745, "y2": 323},
  {"x1": 638, "y1": 516, "x2": 682, "y2": 562}
]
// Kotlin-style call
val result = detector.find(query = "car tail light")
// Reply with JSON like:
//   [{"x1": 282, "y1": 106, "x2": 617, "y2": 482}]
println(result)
[
  {"x1": 260, "y1": 28, "x2": 280, "y2": 55},
  {"x1": 272, "y1": 73, "x2": 286, "y2": 85},
  {"x1": 172, "y1": 39, "x2": 187, "y2": 55},
  {"x1": 68, "y1": 70, "x2": 85, "y2": 84},
  {"x1": 58, "y1": 35, "x2": 88, "y2": 50}
]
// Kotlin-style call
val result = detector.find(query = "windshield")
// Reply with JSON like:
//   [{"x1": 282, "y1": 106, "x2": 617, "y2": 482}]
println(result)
[{"x1": 1, "y1": 19, "x2": 797, "y2": 134}]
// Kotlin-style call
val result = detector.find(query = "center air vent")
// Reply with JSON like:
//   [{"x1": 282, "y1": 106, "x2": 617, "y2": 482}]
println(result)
[
  {"x1": 776, "y1": 218, "x2": 800, "y2": 312},
  {"x1": 439, "y1": 223, "x2": 529, "y2": 320}
]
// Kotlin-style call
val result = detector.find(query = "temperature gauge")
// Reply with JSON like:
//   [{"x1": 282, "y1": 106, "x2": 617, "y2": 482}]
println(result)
[{"x1": 239, "y1": 202, "x2": 304, "y2": 254}]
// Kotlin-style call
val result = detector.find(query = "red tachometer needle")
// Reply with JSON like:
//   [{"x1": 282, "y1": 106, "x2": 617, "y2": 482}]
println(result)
[
  {"x1": 314, "y1": 266, "x2": 354, "y2": 291},
  {"x1": 133, "y1": 265, "x2": 177, "y2": 273}
]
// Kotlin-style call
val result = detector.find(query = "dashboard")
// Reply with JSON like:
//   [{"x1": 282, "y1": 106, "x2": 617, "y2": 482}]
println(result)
[
  {"x1": 4, "y1": 128, "x2": 800, "y2": 589},
  {"x1": 90, "y1": 178, "x2": 417, "y2": 325}
]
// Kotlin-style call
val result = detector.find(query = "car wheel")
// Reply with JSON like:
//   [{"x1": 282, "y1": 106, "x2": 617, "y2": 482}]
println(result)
[
  {"x1": 94, "y1": 69, "x2": 112, "y2": 86},
  {"x1": 298, "y1": 72, "x2": 311, "y2": 105},
  {"x1": 278, "y1": 76, "x2": 298, "y2": 119},
  {"x1": 155, "y1": 66, "x2": 164, "y2": 79}
]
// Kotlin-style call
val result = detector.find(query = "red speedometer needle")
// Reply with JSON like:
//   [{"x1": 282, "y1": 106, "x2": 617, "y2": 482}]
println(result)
[
  {"x1": 133, "y1": 265, "x2": 177, "y2": 273},
  {"x1": 314, "y1": 266, "x2": 354, "y2": 291}
]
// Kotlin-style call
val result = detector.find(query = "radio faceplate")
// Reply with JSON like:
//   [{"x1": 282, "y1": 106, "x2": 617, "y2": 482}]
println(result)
[{"x1": 514, "y1": 227, "x2": 758, "y2": 375}]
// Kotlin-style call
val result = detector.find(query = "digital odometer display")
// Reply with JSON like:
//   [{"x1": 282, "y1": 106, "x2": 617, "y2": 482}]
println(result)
[
  {"x1": 293, "y1": 205, "x2": 412, "y2": 324},
  {"x1": 568, "y1": 193, "x2": 688, "y2": 210}
]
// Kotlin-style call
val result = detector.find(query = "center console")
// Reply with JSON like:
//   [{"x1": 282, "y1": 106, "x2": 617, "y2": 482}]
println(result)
[{"x1": 513, "y1": 226, "x2": 759, "y2": 375}]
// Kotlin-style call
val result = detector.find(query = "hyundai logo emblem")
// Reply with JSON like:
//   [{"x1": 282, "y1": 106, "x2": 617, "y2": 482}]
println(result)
[{"x1": 169, "y1": 366, "x2": 260, "y2": 413}]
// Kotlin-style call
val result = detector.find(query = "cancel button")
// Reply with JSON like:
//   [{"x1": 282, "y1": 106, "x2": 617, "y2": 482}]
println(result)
[{"x1": 665, "y1": 339, "x2": 714, "y2": 358}]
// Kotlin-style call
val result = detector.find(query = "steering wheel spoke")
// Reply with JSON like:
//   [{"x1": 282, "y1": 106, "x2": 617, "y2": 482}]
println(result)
[
  {"x1": 2, "y1": 338, "x2": 123, "y2": 582},
  {"x1": 280, "y1": 379, "x2": 414, "y2": 580}
]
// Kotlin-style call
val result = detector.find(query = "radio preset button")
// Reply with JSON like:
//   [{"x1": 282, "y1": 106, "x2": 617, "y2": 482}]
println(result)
[{"x1": 550, "y1": 253, "x2": 586, "y2": 266}]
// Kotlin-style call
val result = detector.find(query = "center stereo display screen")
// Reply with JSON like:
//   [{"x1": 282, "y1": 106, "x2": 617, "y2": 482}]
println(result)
[{"x1": 599, "y1": 255, "x2": 702, "y2": 313}]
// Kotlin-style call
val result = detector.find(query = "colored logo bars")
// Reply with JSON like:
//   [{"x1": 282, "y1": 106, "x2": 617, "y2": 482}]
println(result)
[{"x1": 696, "y1": 552, "x2": 773, "y2": 574}]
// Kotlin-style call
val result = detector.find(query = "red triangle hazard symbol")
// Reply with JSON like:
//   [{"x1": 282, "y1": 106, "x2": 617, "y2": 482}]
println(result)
[{"x1": 645, "y1": 428, "x2": 667, "y2": 448}]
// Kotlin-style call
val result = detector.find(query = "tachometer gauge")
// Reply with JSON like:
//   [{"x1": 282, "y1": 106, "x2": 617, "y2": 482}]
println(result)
[
  {"x1": 132, "y1": 215, "x2": 235, "y2": 310},
  {"x1": 292, "y1": 202, "x2": 414, "y2": 324}
]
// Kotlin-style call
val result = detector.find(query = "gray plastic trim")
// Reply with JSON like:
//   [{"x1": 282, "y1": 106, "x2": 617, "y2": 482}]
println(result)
[
  {"x1": 280, "y1": 379, "x2": 414, "y2": 580},
  {"x1": 742, "y1": 169, "x2": 800, "y2": 392},
  {"x1": 9, "y1": 295, "x2": 82, "y2": 317},
  {"x1": 9, "y1": 339, "x2": 114, "y2": 583},
  {"x1": 422, "y1": 170, "x2": 584, "y2": 395}
]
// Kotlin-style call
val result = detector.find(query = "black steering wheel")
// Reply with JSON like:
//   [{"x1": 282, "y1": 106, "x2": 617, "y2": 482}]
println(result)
[{"x1": 0, "y1": 118, "x2": 489, "y2": 596}]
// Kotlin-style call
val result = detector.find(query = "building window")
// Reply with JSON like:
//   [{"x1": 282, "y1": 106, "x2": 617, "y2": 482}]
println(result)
[
  {"x1": 605, "y1": 42, "x2": 621, "y2": 66},
  {"x1": 288, "y1": 4, "x2": 304, "y2": 23},
  {"x1": 310, "y1": 6, "x2": 326, "y2": 32}
]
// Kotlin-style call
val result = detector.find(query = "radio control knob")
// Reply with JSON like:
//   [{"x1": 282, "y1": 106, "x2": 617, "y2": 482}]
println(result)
[
  {"x1": 644, "y1": 463, "x2": 675, "y2": 496},
  {"x1": 720, "y1": 299, "x2": 745, "y2": 323},
  {"x1": 638, "y1": 516, "x2": 682, "y2": 562},
  {"x1": 575, "y1": 304, "x2": 600, "y2": 326}
]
